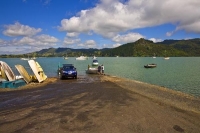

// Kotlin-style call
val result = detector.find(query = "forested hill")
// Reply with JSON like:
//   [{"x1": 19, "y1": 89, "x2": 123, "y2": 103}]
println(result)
[
  {"x1": 101, "y1": 38, "x2": 199, "y2": 57},
  {"x1": 1, "y1": 38, "x2": 200, "y2": 58},
  {"x1": 158, "y1": 38, "x2": 200, "y2": 56}
]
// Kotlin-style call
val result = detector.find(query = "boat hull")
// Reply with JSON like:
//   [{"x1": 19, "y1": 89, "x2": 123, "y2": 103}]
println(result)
[
  {"x1": 144, "y1": 64, "x2": 157, "y2": 68},
  {"x1": 92, "y1": 63, "x2": 99, "y2": 66},
  {"x1": 86, "y1": 68, "x2": 98, "y2": 74},
  {"x1": 28, "y1": 60, "x2": 47, "y2": 83},
  {"x1": 15, "y1": 65, "x2": 32, "y2": 84},
  {"x1": 0, "y1": 61, "x2": 16, "y2": 81}
]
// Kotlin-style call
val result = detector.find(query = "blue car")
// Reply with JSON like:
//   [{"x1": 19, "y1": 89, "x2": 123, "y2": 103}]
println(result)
[{"x1": 60, "y1": 64, "x2": 77, "y2": 79}]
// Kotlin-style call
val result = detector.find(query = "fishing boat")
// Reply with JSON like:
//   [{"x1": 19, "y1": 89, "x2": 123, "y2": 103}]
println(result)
[
  {"x1": 144, "y1": 64, "x2": 157, "y2": 68},
  {"x1": 76, "y1": 56, "x2": 88, "y2": 60},
  {"x1": 92, "y1": 59, "x2": 99, "y2": 66}
]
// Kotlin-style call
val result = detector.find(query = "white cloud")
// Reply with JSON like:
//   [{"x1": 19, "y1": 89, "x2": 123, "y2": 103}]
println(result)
[
  {"x1": 0, "y1": 34, "x2": 59, "y2": 47},
  {"x1": 63, "y1": 37, "x2": 80, "y2": 45},
  {"x1": 18, "y1": 35, "x2": 59, "y2": 46},
  {"x1": 166, "y1": 31, "x2": 174, "y2": 37},
  {"x1": 77, "y1": 40, "x2": 97, "y2": 48},
  {"x1": 112, "y1": 33, "x2": 144, "y2": 43},
  {"x1": 67, "y1": 32, "x2": 79, "y2": 37},
  {"x1": 149, "y1": 38, "x2": 162, "y2": 43},
  {"x1": 113, "y1": 43, "x2": 122, "y2": 48},
  {"x1": 3, "y1": 22, "x2": 42, "y2": 37},
  {"x1": 85, "y1": 40, "x2": 96, "y2": 48},
  {"x1": 59, "y1": 0, "x2": 200, "y2": 38},
  {"x1": 35, "y1": 34, "x2": 59, "y2": 43},
  {"x1": 0, "y1": 46, "x2": 43, "y2": 55},
  {"x1": 18, "y1": 37, "x2": 36, "y2": 45}
]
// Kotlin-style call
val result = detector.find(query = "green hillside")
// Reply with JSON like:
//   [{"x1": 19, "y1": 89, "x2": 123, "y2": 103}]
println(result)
[
  {"x1": 160, "y1": 38, "x2": 200, "y2": 56},
  {"x1": 1, "y1": 38, "x2": 200, "y2": 58},
  {"x1": 101, "y1": 38, "x2": 187, "y2": 57}
]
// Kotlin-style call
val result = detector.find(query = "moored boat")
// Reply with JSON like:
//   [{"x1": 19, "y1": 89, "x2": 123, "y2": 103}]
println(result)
[
  {"x1": 144, "y1": 64, "x2": 157, "y2": 68},
  {"x1": 92, "y1": 59, "x2": 99, "y2": 66},
  {"x1": 152, "y1": 53, "x2": 156, "y2": 58},
  {"x1": 76, "y1": 56, "x2": 88, "y2": 60},
  {"x1": 21, "y1": 58, "x2": 29, "y2": 60},
  {"x1": 163, "y1": 50, "x2": 170, "y2": 60},
  {"x1": 164, "y1": 57, "x2": 170, "y2": 60},
  {"x1": 92, "y1": 56, "x2": 97, "y2": 59}
]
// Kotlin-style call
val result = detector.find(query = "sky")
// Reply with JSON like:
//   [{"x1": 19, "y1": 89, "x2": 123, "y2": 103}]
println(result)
[{"x1": 0, "y1": 0, "x2": 200, "y2": 55}]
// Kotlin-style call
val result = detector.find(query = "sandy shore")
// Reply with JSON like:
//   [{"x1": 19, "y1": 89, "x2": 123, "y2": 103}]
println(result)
[{"x1": 0, "y1": 75, "x2": 200, "y2": 133}]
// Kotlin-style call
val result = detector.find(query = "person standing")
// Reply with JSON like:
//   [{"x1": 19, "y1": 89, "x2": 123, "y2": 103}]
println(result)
[
  {"x1": 98, "y1": 65, "x2": 101, "y2": 74},
  {"x1": 101, "y1": 64, "x2": 104, "y2": 74}
]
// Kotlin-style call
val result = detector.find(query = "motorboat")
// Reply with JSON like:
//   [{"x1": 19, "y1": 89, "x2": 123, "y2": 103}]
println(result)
[
  {"x1": 86, "y1": 67, "x2": 98, "y2": 74},
  {"x1": 144, "y1": 64, "x2": 157, "y2": 68},
  {"x1": 92, "y1": 59, "x2": 99, "y2": 66},
  {"x1": 76, "y1": 56, "x2": 88, "y2": 60},
  {"x1": 164, "y1": 57, "x2": 170, "y2": 60}
]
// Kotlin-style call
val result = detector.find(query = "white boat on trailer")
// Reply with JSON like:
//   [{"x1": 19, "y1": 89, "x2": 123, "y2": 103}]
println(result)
[{"x1": 86, "y1": 67, "x2": 98, "y2": 74}]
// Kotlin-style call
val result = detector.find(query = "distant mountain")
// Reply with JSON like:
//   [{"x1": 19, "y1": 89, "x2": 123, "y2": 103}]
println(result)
[
  {"x1": 1, "y1": 38, "x2": 200, "y2": 58},
  {"x1": 32, "y1": 48, "x2": 104, "y2": 57},
  {"x1": 101, "y1": 38, "x2": 187, "y2": 57}
]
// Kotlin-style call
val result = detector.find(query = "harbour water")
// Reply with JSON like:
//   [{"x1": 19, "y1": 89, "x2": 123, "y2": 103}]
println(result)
[{"x1": 1, "y1": 57, "x2": 200, "y2": 97}]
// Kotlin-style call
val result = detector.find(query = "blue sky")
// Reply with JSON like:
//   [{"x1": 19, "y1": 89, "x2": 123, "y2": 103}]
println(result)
[{"x1": 0, "y1": 0, "x2": 200, "y2": 54}]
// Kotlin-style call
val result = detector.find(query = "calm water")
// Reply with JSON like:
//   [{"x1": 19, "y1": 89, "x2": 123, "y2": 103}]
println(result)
[{"x1": 1, "y1": 57, "x2": 200, "y2": 97}]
